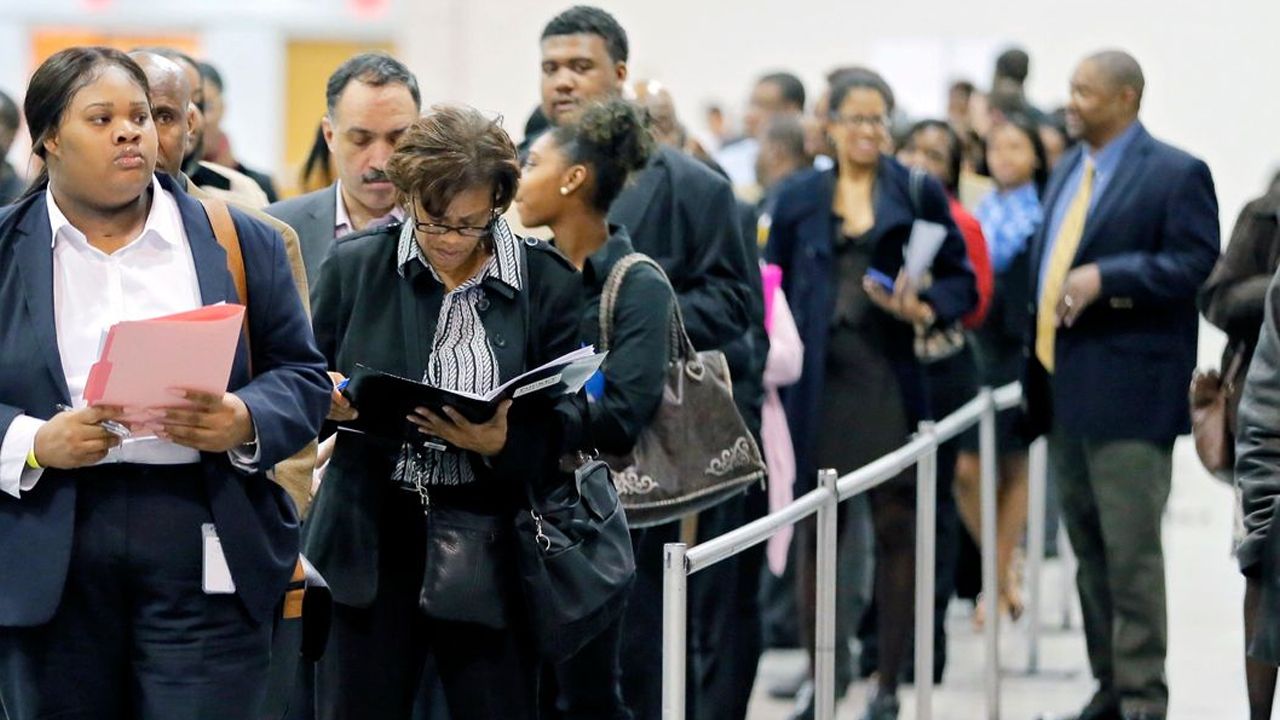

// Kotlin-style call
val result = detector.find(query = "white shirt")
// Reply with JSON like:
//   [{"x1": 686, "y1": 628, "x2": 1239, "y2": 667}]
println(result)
[
  {"x1": 712, "y1": 137, "x2": 760, "y2": 190},
  {"x1": 0, "y1": 178, "x2": 254, "y2": 498},
  {"x1": 333, "y1": 180, "x2": 403, "y2": 239}
]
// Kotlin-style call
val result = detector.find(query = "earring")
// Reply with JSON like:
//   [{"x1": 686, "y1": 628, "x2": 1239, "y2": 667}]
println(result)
[{"x1": 559, "y1": 186, "x2": 570, "y2": 196}]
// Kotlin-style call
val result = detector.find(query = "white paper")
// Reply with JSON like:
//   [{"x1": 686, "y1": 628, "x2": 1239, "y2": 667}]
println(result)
[{"x1": 903, "y1": 219, "x2": 948, "y2": 285}]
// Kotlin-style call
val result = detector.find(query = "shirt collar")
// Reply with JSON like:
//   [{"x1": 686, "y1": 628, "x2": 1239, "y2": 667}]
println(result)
[
  {"x1": 397, "y1": 215, "x2": 524, "y2": 294},
  {"x1": 47, "y1": 175, "x2": 183, "y2": 250},
  {"x1": 581, "y1": 225, "x2": 635, "y2": 288},
  {"x1": 1086, "y1": 121, "x2": 1142, "y2": 179},
  {"x1": 334, "y1": 180, "x2": 404, "y2": 236}
]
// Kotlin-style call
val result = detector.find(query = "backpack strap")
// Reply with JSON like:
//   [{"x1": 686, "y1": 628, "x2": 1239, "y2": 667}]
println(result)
[
  {"x1": 200, "y1": 197, "x2": 248, "y2": 307},
  {"x1": 199, "y1": 197, "x2": 252, "y2": 370}
]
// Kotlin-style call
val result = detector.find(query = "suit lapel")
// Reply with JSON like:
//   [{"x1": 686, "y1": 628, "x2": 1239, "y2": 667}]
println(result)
[
  {"x1": 1077, "y1": 129, "x2": 1153, "y2": 256},
  {"x1": 609, "y1": 148, "x2": 666, "y2": 233},
  {"x1": 312, "y1": 186, "x2": 336, "y2": 238},
  {"x1": 171, "y1": 179, "x2": 235, "y2": 306},
  {"x1": 1029, "y1": 146, "x2": 1084, "y2": 281},
  {"x1": 14, "y1": 195, "x2": 71, "y2": 403}
]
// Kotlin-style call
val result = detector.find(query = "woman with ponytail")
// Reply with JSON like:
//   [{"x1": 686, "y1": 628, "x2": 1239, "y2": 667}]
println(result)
[{"x1": 517, "y1": 98, "x2": 671, "y2": 720}]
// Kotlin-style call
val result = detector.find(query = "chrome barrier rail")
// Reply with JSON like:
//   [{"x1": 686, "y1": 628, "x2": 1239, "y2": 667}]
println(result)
[{"x1": 661, "y1": 383, "x2": 1031, "y2": 720}]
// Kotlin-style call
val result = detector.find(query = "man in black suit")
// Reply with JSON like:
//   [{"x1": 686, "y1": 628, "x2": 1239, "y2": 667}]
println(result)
[
  {"x1": 1025, "y1": 51, "x2": 1219, "y2": 720},
  {"x1": 528, "y1": 7, "x2": 755, "y2": 720},
  {"x1": 267, "y1": 53, "x2": 421, "y2": 290}
]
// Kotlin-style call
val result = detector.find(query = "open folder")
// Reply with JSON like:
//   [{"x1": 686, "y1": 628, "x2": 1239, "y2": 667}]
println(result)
[
  {"x1": 343, "y1": 346, "x2": 606, "y2": 446},
  {"x1": 83, "y1": 303, "x2": 246, "y2": 421}
]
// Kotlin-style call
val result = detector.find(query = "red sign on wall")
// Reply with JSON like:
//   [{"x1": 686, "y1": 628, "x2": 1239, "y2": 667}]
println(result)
[{"x1": 349, "y1": 0, "x2": 390, "y2": 20}]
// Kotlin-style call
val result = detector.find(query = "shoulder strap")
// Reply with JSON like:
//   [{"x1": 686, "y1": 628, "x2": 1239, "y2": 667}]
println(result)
[
  {"x1": 200, "y1": 197, "x2": 247, "y2": 307},
  {"x1": 908, "y1": 166, "x2": 927, "y2": 218},
  {"x1": 598, "y1": 252, "x2": 694, "y2": 362},
  {"x1": 599, "y1": 253, "x2": 654, "y2": 351},
  {"x1": 199, "y1": 196, "x2": 252, "y2": 371}
]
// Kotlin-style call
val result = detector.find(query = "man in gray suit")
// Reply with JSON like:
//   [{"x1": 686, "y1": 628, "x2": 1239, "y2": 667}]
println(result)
[{"x1": 267, "y1": 53, "x2": 421, "y2": 289}]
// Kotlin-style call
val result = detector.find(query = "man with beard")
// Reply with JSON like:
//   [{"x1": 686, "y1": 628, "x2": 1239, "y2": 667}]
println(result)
[{"x1": 266, "y1": 52, "x2": 421, "y2": 290}]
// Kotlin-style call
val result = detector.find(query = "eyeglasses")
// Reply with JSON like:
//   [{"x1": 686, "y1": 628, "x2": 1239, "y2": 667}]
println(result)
[
  {"x1": 412, "y1": 210, "x2": 497, "y2": 238},
  {"x1": 831, "y1": 114, "x2": 889, "y2": 129}
]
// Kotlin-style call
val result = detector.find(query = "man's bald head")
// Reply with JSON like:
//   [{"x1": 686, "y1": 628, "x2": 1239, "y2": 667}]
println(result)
[
  {"x1": 1084, "y1": 50, "x2": 1145, "y2": 105},
  {"x1": 631, "y1": 79, "x2": 683, "y2": 148},
  {"x1": 130, "y1": 51, "x2": 195, "y2": 177},
  {"x1": 1066, "y1": 49, "x2": 1144, "y2": 147}
]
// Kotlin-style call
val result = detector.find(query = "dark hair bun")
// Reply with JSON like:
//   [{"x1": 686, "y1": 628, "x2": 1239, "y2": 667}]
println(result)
[{"x1": 575, "y1": 99, "x2": 653, "y2": 175}]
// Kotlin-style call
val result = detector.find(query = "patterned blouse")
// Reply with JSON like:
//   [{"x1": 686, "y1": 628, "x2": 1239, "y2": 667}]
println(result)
[
  {"x1": 975, "y1": 182, "x2": 1044, "y2": 274},
  {"x1": 393, "y1": 218, "x2": 523, "y2": 489}
]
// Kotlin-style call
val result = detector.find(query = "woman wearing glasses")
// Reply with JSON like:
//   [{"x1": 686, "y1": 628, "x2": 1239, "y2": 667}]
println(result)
[
  {"x1": 764, "y1": 69, "x2": 976, "y2": 720},
  {"x1": 307, "y1": 105, "x2": 583, "y2": 720}
]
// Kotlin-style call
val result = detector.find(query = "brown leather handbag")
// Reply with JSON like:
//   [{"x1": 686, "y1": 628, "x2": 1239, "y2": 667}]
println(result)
[
  {"x1": 598, "y1": 254, "x2": 766, "y2": 528},
  {"x1": 1191, "y1": 344, "x2": 1248, "y2": 481}
]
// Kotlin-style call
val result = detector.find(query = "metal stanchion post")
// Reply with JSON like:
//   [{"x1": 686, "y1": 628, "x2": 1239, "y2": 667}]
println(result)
[
  {"x1": 915, "y1": 422, "x2": 938, "y2": 720},
  {"x1": 815, "y1": 469, "x2": 839, "y2": 720},
  {"x1": 1025, "y1": 437, "x2": 1048, "y2": 674},
  {"x1": 663, "y1": 543, "x2": 689, "y2": 720},
  {"x1": 1059, "y1": 524, "x2": 1077, "y2": 631},
  {"x1": 978, "y1": 388, "x2": 1001, "y2": 719}
]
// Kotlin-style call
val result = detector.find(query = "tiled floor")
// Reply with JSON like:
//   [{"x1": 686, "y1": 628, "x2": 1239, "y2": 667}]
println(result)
[{"x1": 746, "y1": 439, "x2": 1249, "y2": 719}]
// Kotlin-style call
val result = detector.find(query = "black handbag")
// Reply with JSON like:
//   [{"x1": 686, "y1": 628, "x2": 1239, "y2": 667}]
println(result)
[
  {"x1": 419, "y1": 504, "x2": 516, "y2": 630},
  {"x1": 514, "y1": 457, "x2": 636, "y2": 662}
]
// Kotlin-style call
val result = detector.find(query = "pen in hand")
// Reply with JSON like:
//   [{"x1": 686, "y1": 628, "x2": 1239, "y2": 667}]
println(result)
[{"x1": 56, "y1": 403, "x2": 132, "y2": 439}]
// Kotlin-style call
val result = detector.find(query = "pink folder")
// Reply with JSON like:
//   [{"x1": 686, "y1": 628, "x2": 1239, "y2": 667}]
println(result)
[{"x1": 83, "y1": 304, "x2": 246, "y2": 417}]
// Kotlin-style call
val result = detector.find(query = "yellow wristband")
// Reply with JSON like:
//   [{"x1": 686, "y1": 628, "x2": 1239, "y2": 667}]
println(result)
[{"x1": 25, "y1": 448, "x2": 41, "y2": 470}]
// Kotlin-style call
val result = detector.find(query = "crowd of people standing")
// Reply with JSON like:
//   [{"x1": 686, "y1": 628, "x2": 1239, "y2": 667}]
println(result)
[{"x1": 0, "y1": 6, "x2": 1274, "y2": 720}]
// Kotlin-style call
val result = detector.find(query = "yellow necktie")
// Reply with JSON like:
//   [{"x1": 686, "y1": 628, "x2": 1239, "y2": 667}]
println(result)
[{"x1": 1035, "y1": 158, "x2": 1096, "y2": 373}]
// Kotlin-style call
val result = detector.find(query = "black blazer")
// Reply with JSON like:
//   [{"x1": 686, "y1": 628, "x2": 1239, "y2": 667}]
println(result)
[
  {"x1": 609, "y1": 146, "x2": 754, "y2": 353},
  {"x1": 0, "y1": 173, "x2": 330, "y2": 626},
  {"x1": 1022, "y1": 125, "x2": 1220, "y2": 443},
  {"x1": 306, "y1": 222, "x2": 584, "y2": 607}
]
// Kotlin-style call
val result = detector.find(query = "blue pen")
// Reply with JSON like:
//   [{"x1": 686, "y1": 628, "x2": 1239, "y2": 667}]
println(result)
[{"x1": 336, "y1": 378, "x2": 350, "y2": 392}]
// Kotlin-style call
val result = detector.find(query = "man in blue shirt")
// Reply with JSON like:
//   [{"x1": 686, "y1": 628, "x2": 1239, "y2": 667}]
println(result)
[{"x1": 1025, "y1": 51, "x2": 1219, "y2": 720}]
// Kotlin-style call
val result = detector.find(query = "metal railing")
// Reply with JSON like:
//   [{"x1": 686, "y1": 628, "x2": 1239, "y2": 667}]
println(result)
[{"x1": 661, "y1": 382, "x2": 1033, "y2": 720}]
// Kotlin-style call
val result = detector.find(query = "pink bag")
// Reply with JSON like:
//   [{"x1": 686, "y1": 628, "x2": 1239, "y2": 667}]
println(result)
[
  {"x1": 761, "y1": 263, "x2": 783, "y2": 334},
  {"x1": 761, "y1": 282, "x2": 804, "y2": 575}
]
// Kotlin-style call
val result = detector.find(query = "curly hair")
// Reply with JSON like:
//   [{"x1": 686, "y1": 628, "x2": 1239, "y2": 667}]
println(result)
[
  {"x1": 550, "y1": 98, "x2": 652, "y2": 212},
  {"x1": 385, "y1": 104, "x2": 520, "y2": 218}
]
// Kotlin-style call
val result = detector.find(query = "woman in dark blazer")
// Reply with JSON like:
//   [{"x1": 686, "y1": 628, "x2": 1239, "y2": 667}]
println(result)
[
  {"x1": 517, "y1": 98, "x2": 670, "y2": 720},
  {"x1": 765, "y1": 69, "x2": 976, "y2": 720},
  {"x1": 307, "y1": 105, "x2": 583, "y2": 720},
  {"x1": 0, "y1": 48, "x2": 330, "y2": 719}
]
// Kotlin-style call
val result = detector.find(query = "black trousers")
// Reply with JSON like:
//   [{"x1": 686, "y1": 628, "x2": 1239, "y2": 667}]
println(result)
[
  {"x1": 544, "y1": 611, "x2": 632, "y2": 720},
  {"x1": 619, "y1": 492, "x2": 760, "y2": 720},
  {"x1": 315, "y1": 490, "x2": 536, "y2": 720},
  {"x1": 0, "y1": 464, "x2": 273, "y2": 720}
]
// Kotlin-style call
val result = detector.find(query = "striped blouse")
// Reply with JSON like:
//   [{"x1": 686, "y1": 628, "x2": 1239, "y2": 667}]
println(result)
[{"x1": 393, "y1": 218, "x2": 523, "y2": 489}]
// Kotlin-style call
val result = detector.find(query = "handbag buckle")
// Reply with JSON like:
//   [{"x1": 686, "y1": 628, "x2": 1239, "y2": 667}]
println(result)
[{"x1": 530, "y1": 510, "x2": 552, "y2": 552}]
